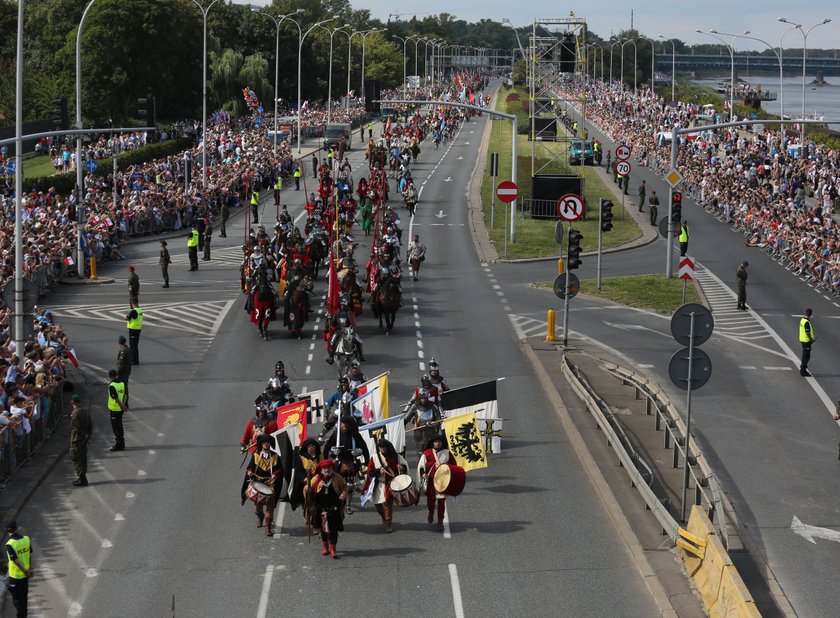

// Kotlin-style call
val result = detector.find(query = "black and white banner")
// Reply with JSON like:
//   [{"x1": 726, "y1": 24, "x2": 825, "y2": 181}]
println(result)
[{"x1": 441, "y1": 380, "x2": 501, "y2": 453}]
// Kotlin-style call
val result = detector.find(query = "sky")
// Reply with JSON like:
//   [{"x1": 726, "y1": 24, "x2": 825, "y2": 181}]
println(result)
[{"x1": 245, "y1": 1, "x2": 839, "y2": 51}]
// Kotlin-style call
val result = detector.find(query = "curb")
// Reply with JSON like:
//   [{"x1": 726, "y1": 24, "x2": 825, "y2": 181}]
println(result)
[
  {"x1": 61, "y1": 277, "x2": 116, "y2": 286},
  {"x1": 522, "y1": 341, "x2": 679, "y2": 617}
]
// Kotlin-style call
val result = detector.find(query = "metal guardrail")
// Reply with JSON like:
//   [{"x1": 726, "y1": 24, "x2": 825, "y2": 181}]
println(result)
[
  {"x1": 561, "y1": 355, "x2": 680, "y2": 540},
  {"x1": 600, "y1": 362, "x2": 733, "y2": 550}
]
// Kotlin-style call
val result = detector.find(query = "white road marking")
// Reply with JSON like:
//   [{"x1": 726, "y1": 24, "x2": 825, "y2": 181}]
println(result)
[
  {"x1": 444, "y1": 504, "x2": 452, "y2": 539},
  {"x1": 114, "y1": 513, "x2": 125, "y2": 521},
  {"x1": 449, "y1": 563, "x2": 466, "y2": 618},
  {"x1": 739, "y1": 366, "x2": 757, "y2": 370},
  {"x1": 256, "y1": 564, "x2": 276, "y2": 618},
  {"x1": 638, "y1": 364, "x2": 655, "y2": 368},
  {"x1": 764, "y1": 366, "x2": 793, "y2": 371}
]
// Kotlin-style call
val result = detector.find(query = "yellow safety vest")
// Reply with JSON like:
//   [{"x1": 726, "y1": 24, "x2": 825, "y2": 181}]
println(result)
[
  {"x1": 127, "y1": 306, "x2": 143, "y2": 330},
  {"x1": 679, "y1": 225, "x2": 689, "y2": 242},
  {"x1": 188, "y1": 229, "x2": 199, "y2": 247},
  {"x1": 327, "y1": 149, "x2": 334, "y2": 160},
  {"x1": 108, "y1": 380, "x2": 126, "y2": 412},
  {"x1": 293, "y1": 168, "x2": 301, "y2": 178},
  {"x1": 251, "y1": 191, "x2": 260, "y2": 205},
  {"x1": 274, "y1": 178, "x2": 283, "y2": 190},
  {"x1": 6, "y1": 536, "x2": 30, "y2": 579},
  {"x1": 800, "y1": 318, "x2": 814, "y2": 342}
]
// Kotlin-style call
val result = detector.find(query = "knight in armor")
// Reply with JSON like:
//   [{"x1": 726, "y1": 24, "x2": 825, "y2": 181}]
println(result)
[
  {"x1": 240, "y1": 404, "x2": 278, "y2": 453},
  {"x1": 418, "y1": 433, "x2": 457, "y2": 532},
  {"x1": 410, "y1": 374, "x2": 440, "y2": 405},
  {"x1": 428, "y1": 357, "x2": 449, "y2": 393},
  {"x1": 361, "y1": 439, "x2": 408, "y2": 533},
  {"x1": 345, "y1": 360, "x2": 368, "y2": 390},
  {"x1": 404, "y1": 388, "x2": 442, "y2": 454}
]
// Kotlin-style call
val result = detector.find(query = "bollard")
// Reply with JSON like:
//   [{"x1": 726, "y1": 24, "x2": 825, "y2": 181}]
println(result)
[
  {"x1": 557, "y1": 257, "x2": 565, "y2": 275},
  {"x1": 546, "y1": 309, "x2": 556, "y2": 341},
  {"x1": 89, "y1": 256, "x2": 98, "y2": 280}
]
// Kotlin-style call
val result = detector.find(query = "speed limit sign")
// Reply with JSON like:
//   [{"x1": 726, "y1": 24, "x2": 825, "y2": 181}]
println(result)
[
  {"x1": 616, "y1": 144, "x2": 631, "y2": 161},
  {"x1": 615, "y1": 160, "x2": 632, "y2": 176}
]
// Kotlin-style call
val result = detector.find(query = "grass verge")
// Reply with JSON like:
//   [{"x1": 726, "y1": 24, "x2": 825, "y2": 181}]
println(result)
[
  {"x1": 534, "y1": 274, "x2": 704, "y2": 314},
  {"x1": 22, "y1": 155, "x2": 57, "y2": 179},
  {"x1": 480, "y1": 86, "x2": 640, "y2": 259}
]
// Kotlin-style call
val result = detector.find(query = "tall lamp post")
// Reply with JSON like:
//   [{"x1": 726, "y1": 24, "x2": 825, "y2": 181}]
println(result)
[
  {"x1": 343, "y1": 27, "x2": 358, "y2": 110},
  {"x1": 357, "y1": 29, "x2": 380, "y2": 104},
  {"x1": 13, "y1": 0, "x2": 24, "y2": 349},
  {"x1": 393, "y1": 35, "x2": 408, "y2": 99},
  {"x1": 697, "y1": 30, "x2": 734, "y2": 121},
  {"x1": 779, "y1": 17, "x2": 832, "y2": 150},
  {"x1": 658, "y1": 34, "x2": 676, "y2": 103},
  {"x1": 327, "y1": 24, "x2": 351, "y2": 124},
  {"x1": 282, "y1": 16, "x2": 335, "y2": 153},
  {"x1": 190, "y1": 0, "x2": 220, "y2": 189},
  {"x1": 640, "y1": 36, "x2": 655, "y2": 93},
  {"x1": 252, "y1": 8, "x2": 305, "y2": 155},
  {"x1": 75, "y1": 0, "x2": 98, "y2": 277},
  {"x1": 609, "y1": 39, "x2": 623, "y2": 85}
]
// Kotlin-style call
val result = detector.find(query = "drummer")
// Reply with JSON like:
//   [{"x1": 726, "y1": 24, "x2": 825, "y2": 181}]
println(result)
[
  {"x1": 243, "y1": 434, "x2": 283, "y2": 536},
  {"x1": 418, "y1": 433, "x2": 457, "y2": 532},
  {"x1": 361, "y1": 439, "x2": 408, "y2": 533},
  {"x1": 305, "y1": 460, "x2": 349, "y2": 559}
]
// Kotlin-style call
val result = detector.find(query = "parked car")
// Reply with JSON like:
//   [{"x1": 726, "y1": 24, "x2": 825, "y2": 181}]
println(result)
[{"x1": 569, "y1": 139, "x2": 594, "y2": 165}]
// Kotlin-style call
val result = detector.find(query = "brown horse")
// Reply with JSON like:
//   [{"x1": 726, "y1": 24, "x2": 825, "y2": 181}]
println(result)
[
  {"x1": 372, "y1": 278, "x2": 401, "y2": 334},
  {"x1": 249, "y1": 271, "x2": 276, "y2": 340},
  {"x1": 285, "y1": 274, "x2": 313, "y2": 338}
]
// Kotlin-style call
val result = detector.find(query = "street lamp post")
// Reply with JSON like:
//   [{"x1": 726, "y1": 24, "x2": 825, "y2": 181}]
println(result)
[
  {"x1": 344, "y1": 27, "x2": 357, "y2": 110},
  {"x1": 252, "y1": 8, "x2": 305, "y2": 155},
  {"x1": 641, "y1": 37, "x2": 655, "y2": 94},
  {"x1": 698, "y1": 30, "x2": 734, "y2": 121},
  {"x1": 358, "y1": 29, "x2": 379, "y2": 103},
  {"x1": 75, "y1": 0, "x2": 98, "y2": 277},
  {"x1": 658, "y1": 35, "x2": 676, "y2": 103},
  {"x1": 779, "y1": 17, "x2": 832, "y2": 151},
  {"x1": 609, "y1": 39, "x2": 623, "y2": 85},
  {"x1": 393, "y1": 35, "x2": 408, "y2": 99},
  {"x1": 282, "y1": 17, "x2": 335, "y2": 153},
  {"x1": 327, "y1": 24, "x2": 351, "y2": 124},
  {"x1": 190, "y1": 0, "x2": 220, "y2": 190},
  {"x1": 14, "y1": 0, "x2": 24, "y2": 350}
]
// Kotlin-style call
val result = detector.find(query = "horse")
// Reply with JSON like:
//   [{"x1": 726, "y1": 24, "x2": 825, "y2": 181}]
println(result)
[
  {"x1": 249, "y1": 271, "x2": 277, "y2": 340},
  {"x1": 372, "y1": 277, "x2": 401, "y2": 334},
  {"x1": 284, "y1": 274, "x2": 313, "y2": 338},
  {"x1": 333, "y1": 326, "x2": 361, "y2": 377},
  {"x1": 305, "y1": 235, "x2": 327, "y2": 279},
  {"x1": 339, "y1": 270, "x2": 364, "y2": 315}
]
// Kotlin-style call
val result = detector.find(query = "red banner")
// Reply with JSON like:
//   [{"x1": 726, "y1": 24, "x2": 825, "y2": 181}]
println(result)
[{"x1": 276, "y1": 400, "x2": 308, "y2": 444}]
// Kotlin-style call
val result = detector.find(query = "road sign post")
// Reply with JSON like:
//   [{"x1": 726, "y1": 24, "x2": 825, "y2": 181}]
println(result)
[
  {"x1": 556, "y1": 193, "x2": 584, "y2": 221},
  {"x1": 678, "y1": 256, "x2": 695, "y2": 304},
  {"x1": 615, "y1": 144, "x2": 631, "y2": 161},
  {"x1": 490, "y1": 152, "x2": 499, "y2": 228}
]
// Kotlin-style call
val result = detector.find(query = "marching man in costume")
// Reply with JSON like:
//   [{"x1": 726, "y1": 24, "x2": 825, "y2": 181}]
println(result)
[
  {"x1": 305, "y1": 460, "x2": 349, "y2": 559},
  {"x1": 361, "y1": 439, "x2": 408, "y2": 533},
  {"x1": 418, "y1": 434, "x2": 457, "y2": 532},
  {"x1": 243, "y1": 435, "x2": 283, "y2": 536}
]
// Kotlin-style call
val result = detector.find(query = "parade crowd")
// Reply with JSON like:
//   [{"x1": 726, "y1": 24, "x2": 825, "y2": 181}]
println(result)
[{"x1": 558, "y1": 77, "x2": 840, "y2": 293}]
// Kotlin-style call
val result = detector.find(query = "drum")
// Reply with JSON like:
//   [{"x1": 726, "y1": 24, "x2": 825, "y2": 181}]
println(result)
[
  {"x1": 390, "y1": 474, "x2": 419, "y2": 507},
  {"x1": 432, "y1": 464, "x2": 466, "y2": 497},
  {"x1": 246, "y1": 480, "x2": 274, "y2": 505}
]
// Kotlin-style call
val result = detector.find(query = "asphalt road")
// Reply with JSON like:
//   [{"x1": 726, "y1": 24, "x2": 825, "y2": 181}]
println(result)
[
  {"x1": 13, "y1": 113, "x2": 664, "y2": 617},
  {"x1": 498, "y1": 97, "x2": 840, "y2": 616}
]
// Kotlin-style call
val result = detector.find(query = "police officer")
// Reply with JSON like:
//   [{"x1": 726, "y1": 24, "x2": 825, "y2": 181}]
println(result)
[
  {"x1": 203, "y1": 217, "x2": 213, "y2": 261},
  {"x1": 127, "y1": 265, "x2": 140, "y2": 307},
  {"x1": 107, "y1": 368, "x2": 128, "y2": 451},
  {"x1": 187, "y1": 223, "x2": 200, "y2": 271},
  {"x1": 679, "y1": 219, "x2": 689, "y2": 256},
  {"x1": 160, "y1": 240, "x2": 171, "y2": 288},
  {"x1": 5, "y1": 520, "x2": 33, "y2": 616},
  {"x1": 273, "y1": 175, "x2": 283, "y2": 206},
  {"x1": 117, "y1": 335, "x2": 131, "y2": 401},
  {"x1": 648, "y1": 190, "x2": 659, "y2": 226},
  {"x1": 251, "y1": 187, "x2": 261, "y2": 224},
  {"x1": 736, "y1": 261, "x2": 748, "y2": 310},
  {"x1": 293, "y1": 164, "x2": 302, "y2": 190},
  {"x1": 124, "y1": 300, "x2": 142, "y2": 365},
  {"x1": 368, "y1": 121, "x2": 374, "y2": 141},
  {"x1": 799, "y1": 308, "x2": 815, "y2": 377},
  {"x1": 70, "y1": 394, "x2": 92, "y2": 487}
]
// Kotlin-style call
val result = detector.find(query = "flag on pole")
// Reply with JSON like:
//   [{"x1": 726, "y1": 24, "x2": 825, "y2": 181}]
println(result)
[
  {"x1": 441, "y1": 380, "x2": 501, "y2": 452},
  {"x1": 353, "y1": 372, "x2": 390, "y2": 422},
  {"x1": 358, "y1": 413, "x2": 406, "y2": 457},
  {"x1": 326, "y1": 251, "x2": 340, "y2": 315},
  {"x1": 385, "y1": 116, "x2": 392, "y2": 135},
  {"x1": 271, "y1": 423, "x2": 305, "y2": 510},
  {"x1": 63, "y1": 256, "x2": 74, "y2": 267},
  {"x1": 66, "y1": 348, "x2": 80, "y2": 368},
  {"x1": 276, "y1": 400, "x2": 308, "y2": 445},
  {"x1": 300, "y1": 389, "x2": 326, "y2": 424},
  {"x1": 443, "y1": 412, "x2": 487, "y2": 472}
]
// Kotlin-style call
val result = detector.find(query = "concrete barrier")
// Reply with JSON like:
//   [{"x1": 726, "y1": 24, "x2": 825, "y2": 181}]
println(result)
[{"x1": 678, "y1": 505, "x2": 761, "y2": 617}]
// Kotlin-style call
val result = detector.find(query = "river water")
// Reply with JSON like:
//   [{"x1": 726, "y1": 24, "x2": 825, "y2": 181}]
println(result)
[{"x1": 694, "y1": 75, "x2": 840, "y2": 125}]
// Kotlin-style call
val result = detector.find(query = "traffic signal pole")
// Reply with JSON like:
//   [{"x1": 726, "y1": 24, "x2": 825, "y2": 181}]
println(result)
[
  {"x1": 597, "y1": 200, "x2": 603, "y2": 290},
  {"x1": 666, "y1": 131, "x2": 679, "y2": 278},
  {"x1": 563, "y1": 245, "x2": 571, "y2": 346}
]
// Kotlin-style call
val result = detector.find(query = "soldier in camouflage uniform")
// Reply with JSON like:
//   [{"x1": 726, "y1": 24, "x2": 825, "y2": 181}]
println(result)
[
  {"x1": 70, "y1": 394, "x2": 92, "y2": 487},
  {"x1": 117, "y1": 336, "x2": 132, "y2": 404}
]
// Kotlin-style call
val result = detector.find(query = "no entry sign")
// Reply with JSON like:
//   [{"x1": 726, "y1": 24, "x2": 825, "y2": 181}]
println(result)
[{"x1": 496, "y1": 180, "x2": 518, "y2": 203}]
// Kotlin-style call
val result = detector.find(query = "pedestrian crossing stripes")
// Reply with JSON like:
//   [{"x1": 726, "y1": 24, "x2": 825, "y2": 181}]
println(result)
[
  {"x1": 134, "y1": 245, "x2": 246, "y2": 267},
  {"x1": 693, "y1": 266, "x2": 774, "y2": 343},
  {"x1": 46, "y1": 300, "x2": 235, "y2": 336},
  {"x1": 508, "y1": 314, "x2": 549, "y2": 341}
]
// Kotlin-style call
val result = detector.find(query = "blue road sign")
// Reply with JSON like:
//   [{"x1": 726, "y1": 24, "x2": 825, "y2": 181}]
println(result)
[
  {"x1": 6, "y1": 160, "x2": 15, "y2": 174},
  {"x1": 85, "y1": 159, "x2": 98, "y2": 173}
]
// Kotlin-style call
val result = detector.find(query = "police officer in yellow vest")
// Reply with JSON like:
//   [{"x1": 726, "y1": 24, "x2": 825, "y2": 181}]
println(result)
[
  {"x1": 251, "y1": 188, "x2": 261, "y2": 224},
  {"x1": 124, "y1": 300, "x2": 143, "y2": 365},
  {"x1": 799, "y1": 308, "x2": 815, "y2": 377},
  {"x1": 5, "y1": 520, "x2": 33, "y2": 617},
  {"x1": 187, "y1": 223, "x2": 200, "y2": 271},
  {"x1": 273, "y1": 176, "x2": 283, "y2": 206},
  {"x1": 368, "y1": 121, "x2": 374, "y2": 140},
  {"x1": 293, "y1": 165, "x2": 302, "y2": 190},
  {"x1": 107, "y1": 368, "x2": 128, "y2": 451},
  {"x1": 679, "y1": 220, "x2": 690, "y2": 256}
]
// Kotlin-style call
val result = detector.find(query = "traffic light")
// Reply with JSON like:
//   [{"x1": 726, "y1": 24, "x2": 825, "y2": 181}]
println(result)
[
  {"x1": 137, "y1": 95, "x2": 157, "y2": 129},
  {"x1": 568, "y1": 229, "x2": 583, "y2": 269},
  {"x1": 600, "y1": 198, "x2": 614, "y2": 233},
  {"x1": 671, "y1": 191, "x2": 683, "y2": 223},
  {"x1": 51, "y1": 97, "x2": 69, "y2": 130}
]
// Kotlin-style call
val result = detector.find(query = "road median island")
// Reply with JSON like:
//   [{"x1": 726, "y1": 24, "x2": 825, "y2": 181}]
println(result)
[{"x1": 477, "y1": 85, "x2": 642, "y2": 259}]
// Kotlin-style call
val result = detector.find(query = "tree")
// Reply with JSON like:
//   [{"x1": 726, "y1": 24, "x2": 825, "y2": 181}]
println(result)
[{"x1": 511, "y1": 59, "x2": 527, "y2": 85}]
